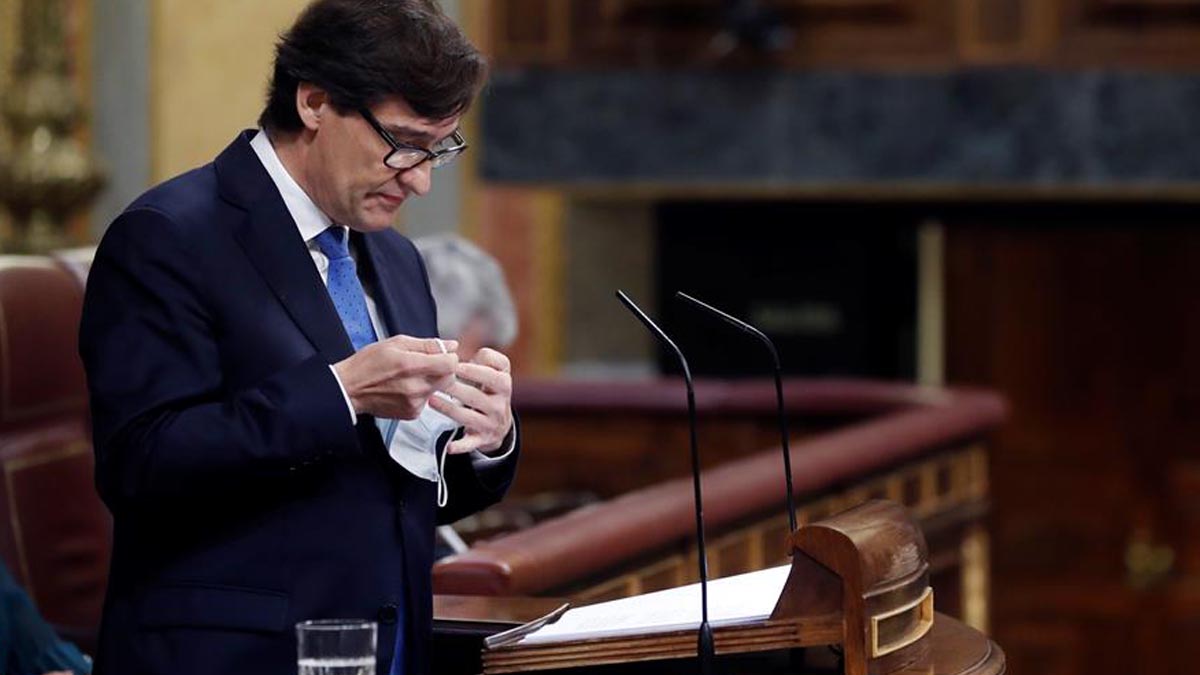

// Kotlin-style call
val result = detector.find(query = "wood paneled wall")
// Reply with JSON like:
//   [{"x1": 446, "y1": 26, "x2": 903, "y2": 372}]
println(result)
[
  {"x1": 945, "y1": 212, "x2": 1200, "y2": 675},
  {"x1": 483, "y1": 0, "x2": 1200, "y2": 69}
]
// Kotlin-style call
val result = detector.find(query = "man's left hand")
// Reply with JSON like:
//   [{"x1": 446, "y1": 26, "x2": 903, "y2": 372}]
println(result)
[{"x1": 428, "y1": 347, "x2": 513, "y2": 455}]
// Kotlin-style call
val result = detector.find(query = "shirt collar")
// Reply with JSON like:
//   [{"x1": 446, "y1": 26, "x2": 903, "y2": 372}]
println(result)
[{"x1": 249, "y1": 129, "x2": 334, "y2": 244}]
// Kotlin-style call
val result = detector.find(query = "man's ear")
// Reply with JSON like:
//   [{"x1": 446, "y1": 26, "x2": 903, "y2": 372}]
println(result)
[{"x1": 295, "y1": 82, "x2": 328, "y2": 132}]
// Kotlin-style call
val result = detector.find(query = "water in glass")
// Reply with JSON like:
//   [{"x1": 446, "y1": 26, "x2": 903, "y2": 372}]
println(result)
[
  {"x1": 297, "y1": 656, "x2": 375, "y2": 675},
  {"x1": 296, "y1": 619, "x2": 377, "y2": 675}
]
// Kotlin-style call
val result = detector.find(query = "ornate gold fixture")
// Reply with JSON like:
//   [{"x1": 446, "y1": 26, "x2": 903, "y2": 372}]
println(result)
[{"x1": 0, "y1": 0, "x2": 105, "y2": 253}]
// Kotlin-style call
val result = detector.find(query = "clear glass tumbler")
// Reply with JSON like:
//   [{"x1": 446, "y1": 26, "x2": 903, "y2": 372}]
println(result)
[{"x1": 296, "y1": 619, "x2": 377, "y2": 675}]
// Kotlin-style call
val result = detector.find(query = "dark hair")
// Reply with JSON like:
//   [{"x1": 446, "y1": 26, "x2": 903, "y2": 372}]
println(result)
[{"x1": 259, "y1": 0, "x2": 487, "y2": 132}]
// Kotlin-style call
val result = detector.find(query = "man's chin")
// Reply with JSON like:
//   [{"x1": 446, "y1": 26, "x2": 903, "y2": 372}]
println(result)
[
  {"x1": 348, "y1": 207, "x2": 403, "y2": 232},
  {"x1": 346, "y1": 218, "x2": 397, "y2": 233}
]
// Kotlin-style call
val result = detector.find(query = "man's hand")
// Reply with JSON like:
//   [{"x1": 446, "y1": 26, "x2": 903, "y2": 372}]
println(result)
[
  {"x1": 428, "y1": 348, "x2": 514, "y2": 455},
  {"x1": 333, "y1": 336, "x2": 459, "y2": 420}
]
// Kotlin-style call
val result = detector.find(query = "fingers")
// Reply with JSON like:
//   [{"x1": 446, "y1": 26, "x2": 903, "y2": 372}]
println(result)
[
  {"x1": 427, "y1": 396, "x2": 496, "y2": 455},
  {"x1": 470, "y1": 347, "x2": 511, "y2": 372},
  {"x1": 428, "y1": 393, "x2": 512, "y2": 455},
  {"x1": 429, "y1": 393, "x2": 491, "y2": 432},
  {"x1": 453, "y1": 362, "x2": 513, "y2": 396},
  {"x1": 385, "y1": 334, "x2": 459, "y2": 355},
  {"x1": 337, "y1": 336, "x2": 464, "y2": 419},
  {"x1": 382, "y1": 350, "x2": 454, "y2": 419},
  {"x1": 445, "y1": 429, "x2": 494, "y2": 455},
  {"x1": 398, "y1": 350, "x2": 458, "y2": 379},
  {"x1": 438, "y1": 348, "x2": 514, "y2": 454},
  {"x1": 364, "y1": 343, "x2": 513, "y2": 448},
  {"x1": 443, "y1": 380, "x2": 503, "y2": 421},
  {"x1": 380, "y1": 336, "x2": 461, "y2": 381},
  {"x1": 370, "y1": 341, "x2": 456, "y2": 378}
]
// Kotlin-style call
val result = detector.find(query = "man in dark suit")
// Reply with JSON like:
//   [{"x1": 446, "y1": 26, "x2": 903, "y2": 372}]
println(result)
[{"x1": 78, "y1": 2, "x2": 516, "y2": 674}]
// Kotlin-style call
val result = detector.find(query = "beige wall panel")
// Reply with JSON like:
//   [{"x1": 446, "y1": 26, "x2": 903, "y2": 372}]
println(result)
[
  {"x1": 0, "y1": 0, "x2": 15, "y2": 240},
  {"x1": 152, "y1": 0, "x2": 306, "y2": 181},
  {"x1": 0, "y1": 0, "x2": 16, "y2": 94}
]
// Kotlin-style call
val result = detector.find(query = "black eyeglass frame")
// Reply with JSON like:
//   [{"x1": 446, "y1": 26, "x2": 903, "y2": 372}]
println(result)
[{"x1": 358, "y1": 106, "x2": 467, "y2": 171}]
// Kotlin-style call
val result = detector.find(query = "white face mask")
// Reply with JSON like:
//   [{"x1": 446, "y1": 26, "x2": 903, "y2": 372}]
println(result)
[
  {"x1": 379, "y1": 338, "x2": 462, "y2": 508},
  {"x1": 382, "y1": 392, "x2": 460, "y2": 507}
]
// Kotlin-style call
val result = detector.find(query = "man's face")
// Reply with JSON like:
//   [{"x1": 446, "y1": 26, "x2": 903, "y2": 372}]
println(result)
[{"x1": 301, "y1": 89, "x2": 462, "y2": 232}]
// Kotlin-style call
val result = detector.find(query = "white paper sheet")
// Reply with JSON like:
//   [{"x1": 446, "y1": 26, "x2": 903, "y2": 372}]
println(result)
[{"x1": 519, "y1": 564, "x2": 791, "y2": 646}]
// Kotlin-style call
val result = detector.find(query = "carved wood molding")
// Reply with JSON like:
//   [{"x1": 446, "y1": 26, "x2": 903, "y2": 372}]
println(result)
[
  {"x1": 1081, "y1": 0, "x2": 1200, "y2": 24},
  {"x1": 957, "y1": 0, "x2": 1054, "y2": 64},
  {"x1": 488, "y1": 0, "x2": 953, "y2": 68},
  {"x1": 486, "y1": 0, "x2": 1200, "y2": 69},
  {"x1": 1056, "y1": 0, "x2": 1200, "y2": 66}
]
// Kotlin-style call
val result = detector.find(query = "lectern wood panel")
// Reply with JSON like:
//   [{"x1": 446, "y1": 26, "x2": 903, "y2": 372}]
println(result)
[{"x1": 475, "y1": 501, "x2": 1002, "y2": 675}]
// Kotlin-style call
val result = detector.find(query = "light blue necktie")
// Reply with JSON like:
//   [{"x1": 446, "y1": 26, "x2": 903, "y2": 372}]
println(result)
[
  {"x1": 314, "y1": 226, "x2": 378, "y2": 351},
  {"x1": 315, "y1": 227, "x2": 402, "y2": 446},
  {"x1": 313, "y1": 226, "x2": 405, "y2": 674}
]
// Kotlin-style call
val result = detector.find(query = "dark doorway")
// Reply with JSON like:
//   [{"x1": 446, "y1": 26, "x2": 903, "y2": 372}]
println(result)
[{"x1": 656, "y1": 200, "x2": 918, "y2": 379}]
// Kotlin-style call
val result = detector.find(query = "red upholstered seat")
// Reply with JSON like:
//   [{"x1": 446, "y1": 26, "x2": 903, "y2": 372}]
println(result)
[{"x1": 0, "y1": 255, "x2": 108, "y2": 646}]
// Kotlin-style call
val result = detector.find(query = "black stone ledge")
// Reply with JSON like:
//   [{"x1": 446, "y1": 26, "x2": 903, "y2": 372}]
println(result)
[{"x1": 479, "y1": 69, "x2": 1200, "y2": 188}]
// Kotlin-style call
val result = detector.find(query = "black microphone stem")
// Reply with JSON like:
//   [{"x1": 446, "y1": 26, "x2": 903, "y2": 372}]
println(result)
[
  {"x1": 616, "y1": 290, "x2": 715, "y2": 675},
  {"x1": 675, "y1": 292, "x2": 797, "y2": 534}
]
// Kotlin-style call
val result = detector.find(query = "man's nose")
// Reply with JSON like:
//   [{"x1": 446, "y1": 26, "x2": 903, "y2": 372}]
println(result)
[{"x1": 397, "y1": 162, "x2": 433, "y2": 196}]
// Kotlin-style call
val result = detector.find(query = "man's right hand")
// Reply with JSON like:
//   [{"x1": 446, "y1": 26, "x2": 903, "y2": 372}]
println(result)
[{"x1": 333, "y1": 335, "x2": 459, "y2": 420}]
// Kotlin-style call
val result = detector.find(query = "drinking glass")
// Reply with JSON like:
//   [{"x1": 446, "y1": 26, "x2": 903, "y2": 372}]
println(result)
[{"x1": 296, "y1": 619, "x2": 377, "y2": 675}]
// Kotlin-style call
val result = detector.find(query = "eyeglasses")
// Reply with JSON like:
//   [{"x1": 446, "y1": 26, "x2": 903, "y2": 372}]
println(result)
[{"x1": 358, "y1": 107, "x2": 468, "y2": 171}]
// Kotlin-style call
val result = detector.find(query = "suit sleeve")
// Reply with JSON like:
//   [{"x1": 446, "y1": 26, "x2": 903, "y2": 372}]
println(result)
[
  {"x1": 436, "y1": 420, "x2": 520, "y2": 525},
  {"x1": 80, "y1": 208, "x2": 359, "y2": 507}
]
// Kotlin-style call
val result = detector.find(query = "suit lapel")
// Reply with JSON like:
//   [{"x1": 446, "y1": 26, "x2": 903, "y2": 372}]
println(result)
[
  {"x1": 217, "y1": 131, "x2": 355, "y2": 364},
  {"x1": 359, "y1": 231, "x2": 425, "y2": 339},
  {"x1": 238, "y1": 198, "x2": 355, "y2": 362}
]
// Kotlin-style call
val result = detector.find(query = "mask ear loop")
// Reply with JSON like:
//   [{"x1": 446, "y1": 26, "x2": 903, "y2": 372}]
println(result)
[
  {"x1": 435, "y1": 338, "x2": 454, "y2": 509},
  {"x1": 437, "y1": 435, "x2": 451, "y2": 508}
]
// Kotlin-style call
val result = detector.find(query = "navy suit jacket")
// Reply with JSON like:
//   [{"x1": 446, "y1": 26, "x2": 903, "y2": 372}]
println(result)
[{"x1": 79, "y1": 131, "x2": 517, "y2": 675}]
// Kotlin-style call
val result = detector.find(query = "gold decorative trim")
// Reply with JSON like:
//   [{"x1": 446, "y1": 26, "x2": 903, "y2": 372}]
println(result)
[
  {"x1": 531, "y1": 192, "x2": 565, "y2": 375},
  {"x1": 961, "y1": 525, "x2": 990, "y2": 633},
  {"x1": 4, "y1": 441, "x2": 88, "y2": 472},
  {"x1": 870, "y1": 587, "x2": 934, "y2": 658}
]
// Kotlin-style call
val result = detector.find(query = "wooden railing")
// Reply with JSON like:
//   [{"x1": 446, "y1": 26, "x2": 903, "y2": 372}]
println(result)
[{"x1": 434, "y1": 379, "x2": 1004, "y2": 628}]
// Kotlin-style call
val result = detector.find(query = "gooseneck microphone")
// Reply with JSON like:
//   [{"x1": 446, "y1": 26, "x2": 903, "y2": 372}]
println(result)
[
  {"x1": 615, "y1": 290, "x2": 716, "y2": 675},
  {"x1": 675, "y1": 292, "x2": 797, "y2": 534}
]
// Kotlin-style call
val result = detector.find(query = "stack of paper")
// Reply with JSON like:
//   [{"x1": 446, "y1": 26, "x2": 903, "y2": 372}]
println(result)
[{"x1": 519, "y1": 565, "x2": 792, "y2": 646}]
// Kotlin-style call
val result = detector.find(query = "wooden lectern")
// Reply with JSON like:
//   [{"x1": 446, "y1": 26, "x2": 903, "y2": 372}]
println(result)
[{"x1": 472, "y1": 501, "x2": 1003, "y2": 675}]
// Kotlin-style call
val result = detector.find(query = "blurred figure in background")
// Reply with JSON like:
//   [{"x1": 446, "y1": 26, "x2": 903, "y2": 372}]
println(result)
[
  {"x1": 0, "y1": 561, "x2": 91, "y2": 675},
  {"x1": 415, "y1": 234, "x2": 518, "y2": 358}
]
